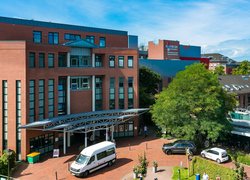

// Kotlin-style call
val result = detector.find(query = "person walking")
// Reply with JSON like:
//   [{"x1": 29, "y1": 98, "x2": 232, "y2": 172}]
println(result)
[
  {"x1": 202, "y1": 172, "x2": 209, "y2": 180},
  {"x1": 144, "y1": 125, "x2": 148, "y2": 138}
]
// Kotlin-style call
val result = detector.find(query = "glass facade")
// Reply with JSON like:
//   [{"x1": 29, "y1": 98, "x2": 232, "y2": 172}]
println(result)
[
  {"x1": 95, "y1": 77, "x2": 103, "y2": 110},
  {"x1": 114, "y1": 121, "x2": 134, "y2": 137},
  {"x1": 99, "y1": 37, "x2": 106, "y2": 47},
  {"x1": 118, "y1": 56, "x2": 124, "y2": 68},
  {"x1": 71, "y1": 76, "x2": 91, "y2": 90},
  {"x1": 128, "y1": 77, "x2": 134, "y2": 109},
  {"x1": 64, "y1": 33, "x2": 81, "y2": 40},
  {"x1": 33, "y1": 31, "x2": 42, "y2": 43},
  {"x1": 128, "y1": 56, "x2": 133, "y2": 68},
  {"x1": 109, "y1": 55, "x2": 115, "y2": 67},
  {"x1": 58, "y1": 77, "x2": 67, "y2": 116},
  {"x1": 29, "y1": 80, "x2": 35, "y2": 122},
  {"x1": 119, "y1": 77, "x2": 124, "y2": 109},
  {"x1": 29, "y1": 133, "x2": 54, "y2": 155},
  {"x1": 48, "y1": 79, "x2": 54, "y2": 118},
  {"x1": 29, "y1": 52, "x2": 35, "y2": 68},
  {"x1": 48, "y1": 53, "x2": 54, "y2": 68},
  {"x1": 48, "y1": 32, "x2": 59, "y2": 44},
  {"x1": 39, "y1": 53, "x2": 45, "y2": 68},
  {"x1": 109, "y1": 77, "x2": 115, "y2": 109},
  {"x1": 16, "y1": 80, "x2": 21, "y2": 161},
  {"x1": 38, "y1": 80, "x2": 45, "y2": 120},
  {"x1": 58, "y1": 53, "x2": 67, "y2": 67},
  {"x1": 2, "y1": 80, "x2": 8, "y2": 150},
  {"x1": 70, "y1": 55, "x2": 91, "y2": 67}
]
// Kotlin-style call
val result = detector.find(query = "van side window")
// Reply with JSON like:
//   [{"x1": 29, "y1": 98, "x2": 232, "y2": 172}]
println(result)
[
  {"x1": 106, "y1": 148, "x2": 115, "y2": 156},
  {"x1": 87, "y1": 156, "x2": 95, "y2": 165},
  {"x1": 97, "y1": 151, "x2": 107, "y2": 160}
]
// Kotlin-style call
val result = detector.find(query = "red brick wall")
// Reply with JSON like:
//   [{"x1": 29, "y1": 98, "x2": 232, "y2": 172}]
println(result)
[{"x1": 148, "y1": 40, "x2": 164, "y2": 60}]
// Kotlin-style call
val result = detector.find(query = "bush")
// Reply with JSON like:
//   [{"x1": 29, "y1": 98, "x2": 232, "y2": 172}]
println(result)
[
  {"x1": 138, "y1": 152, "x2": 149, "y2": 176},
  {"x1": 237, "y1": 154, "x2": 250, "y2": 166},
  {"x1": 192, "y1": 157, "x2": 236, "y2": 180},
  {"x1": 0, "y1": 150, "x2": 16, "y2": 176}
]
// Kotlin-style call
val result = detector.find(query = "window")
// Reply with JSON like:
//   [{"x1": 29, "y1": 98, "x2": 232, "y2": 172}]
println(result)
[
  {"x1": 58, "y1": 53, "x2": 67, "y2": 67},
  {"x1": 87, "y1": 156, "x2": 95, "y2": 165},
  {"x1": 99, "y1": 37, "x2": 106, "y2": 48},
  {"x1": 48, "y1": 53, "x2": 54, "y2": 68},
  {"x1": 33, "y1": 31, "x2": 42, "y2": 43},
  {"x1": 128, "y1": 56, "x2": 133, "y2": 68},
  {"x1": 128, "y1": 77, "x2": 134, "y2": 109},
  {"x1": 86, "y1": 35, "x2": 95, "y2": 44},
  {"x1": 2, "y1": 80, "x2": 8, "y2": 150},
  {"x1": 48, "y1": 79, "x2": 54, "y2": 118},
  {"x1": 118, "y1": 56, "x2": 124, "y2": 68},
  {"x1": 70, "y1": 55, "x2": 91, "y2": 67},
  {"x1": 119, "y1": 77, "x2": 124, "y2": 109},
  {"x1": 109, "y1": 56, "x2": 115, "y2": 68},
  {"x1": 95, "y1": 55, "x2": 102, "y2": 67},
  {"x1": 97, "y1": 151, "x2": 107, "y2": 160},
  {"x1": 95, "y1": 77, "x2": 102, "y2": 110},
  {"x1": 29, "y1": 52, "x2": 36, "y2": 68},
  {"x1": 58, "y1": 77, "x2": 67, "y2": 116},
  {"x1": 109, "y1": 77, "x2": 115, "y2": 109},
  {"x1": 64, "y1": 33, "x2": 81, "y2": 40},
  {"x1": 16, "y1": 80, "x2": 21, "y2": 160},
  {"x1": 71, "y1": 76, "x2": 91, "y2": 90},
  {"x1": 39, "y1": 53, "x2": 45, "y2": 68},
  {"x1": 48, "y1": 32, "x2": 59, "y2": 44},
  {"x1": 38, "y1": 80, "x2": 45, "y2": 120},
  {"x1": 106, "y1": 148, "x2": 115, "y2": 156},
  {"x1": 29, "y1": 80, "x2": 35, "y2": 122}
]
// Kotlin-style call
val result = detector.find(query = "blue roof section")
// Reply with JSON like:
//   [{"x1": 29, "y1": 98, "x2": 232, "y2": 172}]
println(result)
[
  {"x1": 63, "y1": 39, "x2": 98, "y2": 48},
  {"x1": 140, "y1": 59, "x2": 199, "y2": 77},
  {"x1": 0, "y1": 16, "x2": 128, "y2": 36},
  {"x1": 179, "y1": 45, "x2": 201, "y2": 58}
]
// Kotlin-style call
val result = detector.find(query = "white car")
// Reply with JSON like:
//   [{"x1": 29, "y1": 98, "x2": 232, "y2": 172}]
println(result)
[{"x1": 201, "y1": 147, "x2": 229, "y2": 163}]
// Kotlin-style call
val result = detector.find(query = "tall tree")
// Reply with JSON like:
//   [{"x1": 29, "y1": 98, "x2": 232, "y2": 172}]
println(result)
[
  {"x1": 151, "y1": 64, "x2": 236, "y2": 145},
  {"x1": 214, "y1": 65, "x2": 225, "y2": 75},
  {"x1": 232, "y1": 61, "x2": 250, "y2": 75},
  {"x1": 139, "y1": 66, "x2": 161, "y2": 108}
]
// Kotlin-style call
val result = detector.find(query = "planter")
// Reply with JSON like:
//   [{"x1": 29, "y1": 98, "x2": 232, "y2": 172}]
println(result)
[
  {"x1": 133, "y1": 172, "x2": 138, "y2": 179},
  {"x1": 153, "y1": 166, "x2": 157, "y2": 173}
]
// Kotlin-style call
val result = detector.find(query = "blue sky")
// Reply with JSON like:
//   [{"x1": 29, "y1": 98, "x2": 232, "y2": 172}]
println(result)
[{"x1": 1, "y1": 0, "x2": 250, "y2": 60}]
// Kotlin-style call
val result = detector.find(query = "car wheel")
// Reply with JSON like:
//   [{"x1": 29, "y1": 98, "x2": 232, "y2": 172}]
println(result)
[
  {"x1": 108, "y1": 161, "x2": 113, "y2": 167},
  {"x1": 216, "y1": 159, "x2": 221, "y2": 164},
  {"x1": 83, "y1": 170, "x2": 89, "y2": 177},
  {"x1": 201, "y1": 153, "x2": 206, "y2": 158},
  {"x1": 166, "y1": 150, "x2": 172, "y2": 155}
]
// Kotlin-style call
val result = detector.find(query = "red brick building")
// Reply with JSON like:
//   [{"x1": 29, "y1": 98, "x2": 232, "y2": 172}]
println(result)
[{"x1": 0, "y1": 16, "x2": 139, "y2": 160}]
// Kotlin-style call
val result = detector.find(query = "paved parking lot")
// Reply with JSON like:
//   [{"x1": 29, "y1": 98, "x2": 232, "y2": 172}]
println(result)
[{"x1": 12, "y1": 134, "x2": 250, "y2": 180}]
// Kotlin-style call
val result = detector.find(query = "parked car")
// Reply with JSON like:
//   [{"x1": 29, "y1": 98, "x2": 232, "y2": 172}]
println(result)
[
  {"x1": 201, "y1": 147, "x2": 229, "y2": 163},
  {"x1": 162, "y1": 140, "x2": 196, "y2": 155}
]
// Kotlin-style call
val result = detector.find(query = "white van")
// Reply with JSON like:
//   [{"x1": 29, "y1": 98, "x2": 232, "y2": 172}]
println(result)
[{"x1": 70, "y1": 141, "x2": 116, "y2": 177}]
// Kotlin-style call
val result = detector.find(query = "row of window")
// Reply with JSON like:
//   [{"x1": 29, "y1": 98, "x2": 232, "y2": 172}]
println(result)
[
  {"x1": 2, "y1": 81, "x2": 8, "y2": 150},
  {"x1": 16, "y1": 81, "x2": 22, "y2": 161},
  {"x1": 33, "y1": 31, "x2": 106, "y2": 47},
  {"x1": 29, "y1": 52, "x2": 134, "y2": 69}
]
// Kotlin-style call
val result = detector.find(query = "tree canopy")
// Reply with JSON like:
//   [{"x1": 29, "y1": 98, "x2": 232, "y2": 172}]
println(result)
[
  {"x1": 214, "y1": 65, "x2": 225, "y2": 75},
  {"x1": 151, "y1": 63, "x2": 236, "y2": 144},
  {"x1": 232, "y1": 61, "x2": 250, "y2": 75},
  {"x1": 139, "y1": 66, "x2": 161, "y2": 108}
]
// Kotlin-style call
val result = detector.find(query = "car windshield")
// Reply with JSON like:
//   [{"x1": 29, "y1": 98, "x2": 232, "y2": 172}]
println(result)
[{"x1": 75, "y1": 154, "x2": 89, "y2": 164}]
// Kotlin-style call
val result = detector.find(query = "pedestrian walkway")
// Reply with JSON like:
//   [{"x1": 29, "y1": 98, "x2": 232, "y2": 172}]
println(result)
[{"x1": 122, "y1": 166, "x2": 173, "y2": 180}]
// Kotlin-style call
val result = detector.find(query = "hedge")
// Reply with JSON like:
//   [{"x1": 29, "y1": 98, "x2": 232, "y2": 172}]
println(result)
[
  {"x1": 237, "y1": 154, "x2": 250, "y2": 166},
  {"x1": 0, "y1": 150, "x2": 16, "y2": 176},
  {"x1": 191, "y1": 157, "x2": 236, "y2": 180}
]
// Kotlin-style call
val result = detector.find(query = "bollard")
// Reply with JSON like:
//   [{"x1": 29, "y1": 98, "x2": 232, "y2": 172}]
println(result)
[
  {"x1": 146, "y1": 143, "x2": 148, "y2": 150},
  {"x1": 55, "y1": 171, "x2": 58, "y2": 180},
  {"x1": 178, "y1": 169, "x2": 181, "y2": 180},
  {"x1": 129, "y1": 144, "x2": 131, "y2": 151},
  {"x1": 68, "y1": 162, "x2": 70, "y2": 171}
]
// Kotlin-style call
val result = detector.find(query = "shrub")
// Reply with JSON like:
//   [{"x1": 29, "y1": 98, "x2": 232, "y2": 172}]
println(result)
[
  {"x1": 0, "y1": 150, "x2": 16, "y2": 176},
  {"x1": 192, "y1": 157, "x2": 236, "y2": 180},
  {"x1": 138, "y1": 152, "x2": 149, "y2": 176},
  {"x1": 237, "y1": 154, "x2": 250, "y2": 166}
]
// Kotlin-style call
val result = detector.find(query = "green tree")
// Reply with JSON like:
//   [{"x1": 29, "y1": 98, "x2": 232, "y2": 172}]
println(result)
[
  {"x1": 232, "y1": 61, "x2": 250, "y2": 75},
  {"x1": 151, "y1": 64, "x2": 236, "y2": 145},
  {"x1": 214, "y1": 65, "x2": 225, "y2": 75},
  {"x1": 139, "y1": 66, "x2": 161, "y2": 108}
]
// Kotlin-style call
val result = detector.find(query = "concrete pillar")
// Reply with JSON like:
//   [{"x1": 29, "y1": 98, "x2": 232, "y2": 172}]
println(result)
[
  {"x1": 85, "y1": 132, "x2": 88, "y2": 148},
  {"x1": 67, "y1": 76, "x2": 71, "y2": 115},
  {"x1": 92, "y1": 76, "x2": 95, "y2": 111},
  {"x1": 63, "y1": 129, "x2": 66, "y2": 154},
  {"x1": 67, "y1": 52, "x2": 70, "y2": 67},
  {"x1": 106, "y1": 127, "x2": 109, "y2": 141},
  {"x1": 67, "y1": 132, "x2": 70, "y2": 147},
  {"x1": 92, "y1": 53, "x2": 95, "y2": 67},
  {"x1": 111, "y1": 126, "x2": 114, "y2": 141}
]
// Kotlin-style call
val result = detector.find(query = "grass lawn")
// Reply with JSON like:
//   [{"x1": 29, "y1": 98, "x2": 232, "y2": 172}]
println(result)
[{"x1": 172, "y1": 167, "x2": 195, "y2": 180}]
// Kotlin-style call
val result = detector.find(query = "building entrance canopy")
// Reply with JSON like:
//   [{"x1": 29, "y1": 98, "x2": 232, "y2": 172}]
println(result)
[{"x1": 20, "y1": 108, "x2": 149, "y2": 133}]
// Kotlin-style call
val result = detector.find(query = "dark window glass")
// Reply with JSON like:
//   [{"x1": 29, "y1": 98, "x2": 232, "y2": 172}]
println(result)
[
  {"x1": 97, "y1": 151, "x2": 107, "y2": 160},
  {"x1": 128, "y1": 77, "x2": 134, "y2": 109},
  {"x1": 99, "y1": 37, "x2": 106, "y2": 48},
  {"x1": 128, "y1": 56, "x2": 133, "y2": 68},
  {"x1": 64, "y1": 33, "x2": 81, "y2": 40},
  {"x1": 48, "y1": 32, "x2": 59, "y2": 44},
  {"x1": 95, "y1": 55, "x2": 102, "y2": 67},
  {"x1": 118, "y1": 56, "x2": 124, "y2": 68},
  {"x1": 48, "y1": 53, "x2": 54, "y2": 68},
  {"x1": 119, "y1": 77, "x2": 124, "y2": 109},
  {"x1": 58, "y1": 53, "x2": 67, "y2": 67},
  {"x1": 109, "y1": 77, "x2": 115, "y2": 109},
  {"x1": 39, "y1": 53, "x2": 45, "y2": 68},
  {"x1": 29, "y1": 52, "x2": 36, "y2": 68},
  {"x1": 86, "y1": 35, "x2": 95, "y2": 44},
  {"x1": 33, "y1": 31, "x2": 42, "y2": 43}
]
